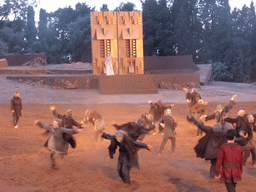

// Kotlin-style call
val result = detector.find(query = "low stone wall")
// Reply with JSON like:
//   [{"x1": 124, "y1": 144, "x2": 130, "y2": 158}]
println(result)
[
  {"x1": 0, "y1": 59, "x2": 8, "y2": 67},
  {"x1": 149, "y1": 73, "x2": 200, "y2": 87},
  {"x1": 0, "y1": 69, "x2": 92, "y2": 75},
  {"x1": 6, "y1": 73, "x2": 200, "y2": 94},
  {"x1": 0, "y1": 53, "x2": 46, "y2": 66},
  {"x1": 7, "y1": 75, "x2": 99, "y2": 89}
]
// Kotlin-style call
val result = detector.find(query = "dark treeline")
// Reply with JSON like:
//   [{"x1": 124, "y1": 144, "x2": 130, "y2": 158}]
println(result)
[{"x1": 0, "y1": 0, "x2": 256, "y2": 82}]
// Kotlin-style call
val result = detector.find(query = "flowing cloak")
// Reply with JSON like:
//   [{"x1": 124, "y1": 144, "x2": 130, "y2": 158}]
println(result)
[{"x1": 104, "y1": 56, "x2": 114, "y2": 75}]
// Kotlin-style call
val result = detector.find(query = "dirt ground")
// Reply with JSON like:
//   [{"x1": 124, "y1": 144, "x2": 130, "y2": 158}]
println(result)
[
  {"x1": 1, "y1": 63, "x2": 256, "y2": 192},
  {"x1": 1, "y1": 101, "x2": 256, "y2": 192}
]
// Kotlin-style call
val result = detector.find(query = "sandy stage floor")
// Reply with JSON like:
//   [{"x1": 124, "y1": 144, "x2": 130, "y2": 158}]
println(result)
[{"x1": 1, "y1": 102, "x2": 256, "y2": 192}]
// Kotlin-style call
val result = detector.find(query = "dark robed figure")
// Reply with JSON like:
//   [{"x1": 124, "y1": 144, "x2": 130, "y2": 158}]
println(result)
[
  {"x1": 11, "y1": 92, "x2": 22, "y2": 129},
  {"x1": 102, "y1": 131, "x2": 152, "y2": 184}
]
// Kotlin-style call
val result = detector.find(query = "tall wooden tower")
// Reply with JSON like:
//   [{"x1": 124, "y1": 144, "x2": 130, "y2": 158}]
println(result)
[{"x1": 91, "y1": 11, "x2": 144, "y2": 75}]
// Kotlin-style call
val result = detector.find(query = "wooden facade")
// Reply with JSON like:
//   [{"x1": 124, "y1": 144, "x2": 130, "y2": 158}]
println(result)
[{"x1": 91, "y1": 11, "x2": 144, "y2": 75}]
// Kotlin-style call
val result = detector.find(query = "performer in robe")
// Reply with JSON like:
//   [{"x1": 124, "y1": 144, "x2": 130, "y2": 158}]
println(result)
[
  {"x1": 49, "y1": 106, "x2": 84, "y2": 149},
  {"x1": 104, "y1": 55, "x2": 114, "y2": 75},
  {"x1": 187, "y1": 114, "x2": 233, "y2": 179},
  {"x1": 11, "y1": 92, "x2": 22, "y2": 129},
  {"x1": 200, "y1": 94, "x2": 237, "y2": 131},
  {"x1": 101, "y1": 131, "x2": 152, "y2": 184},
  {"x1": 113, "y1": 119, "x2": 154, "y2": 141},
  {"x1": 158, "y1": 109, "x2": 178, "y2": 156},
  {"x1": 82, "y1": 109, "x2": 105, "y2": 141},
  {"x1": 215, "y1": 129, "x2": 244, "y2": 192},
  {"x1": 35, "y1": 119, "x2": 82, "y2": 169}
]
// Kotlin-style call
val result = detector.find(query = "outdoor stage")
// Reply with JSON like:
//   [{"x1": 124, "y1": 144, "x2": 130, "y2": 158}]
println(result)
[{"x1": 4, "y1": 69, "x2": 200, "y2": 94}]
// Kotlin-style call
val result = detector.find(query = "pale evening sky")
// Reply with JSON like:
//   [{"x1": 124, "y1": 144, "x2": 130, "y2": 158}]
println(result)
[{"x1": 37, "y1": 0, "x2": 256, "y2": 13}]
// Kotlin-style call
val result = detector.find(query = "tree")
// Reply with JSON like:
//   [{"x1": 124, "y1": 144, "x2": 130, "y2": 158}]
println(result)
[
  {"x1": 248, "y1": 2, "x2": 256, "y2": 80},
  {"x1": 0, "y1": 26, "x2": 24, "y2": 53},
  {"x1": 38, "y1": 8, "x2": 47, "y2": 41},
  {"x1": 171, "y1": 0, "x2": 202, "y2": 62},
  {"x1": 75, "y1": 3, "x2": 93, "y2": 17},
  {"x1": 0, "y1": 0, "x2": 31, "y2": 21},
  {"x1": 24, "y1": 5, "x2": 36, "y2": 48},
  {"x1": 100, "y1": 4, "x2": 109, "y2": 11},
  {"x1": 39, "y1": 2, "x2": 93, "y2": 64},
  {"x1": 212, "y1": 61, "x2": 233, "y2": 81},
  {"x1": 68, "y1": 3, "x2": 92, "y2": 62},
  {"x1": 0, "y1": 40, "x2": 7, "y2": 56},
  {"x1": 155, "y1": 0, "x2": 175, "y2": 56},
  {"x1": 114, "y1": 2, "x2": 136, "y2": 11},
  {"x1": 142, "y1": 0, "x2": 164, "y2": 56},
  {"x1": 68, "y1": 15, "x2": 91, "y2": 62},
  {"x1": 172, "y1": 0, "x2": 192, "y2": 55}
]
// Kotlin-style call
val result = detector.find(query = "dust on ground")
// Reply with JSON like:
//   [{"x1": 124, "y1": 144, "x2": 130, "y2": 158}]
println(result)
[
  {"x1": 1, "y1": 102, "x2": 256, "y2": 192},
  {"x1": 1, "y1": 65, "x2": 256, "y2": 191}
]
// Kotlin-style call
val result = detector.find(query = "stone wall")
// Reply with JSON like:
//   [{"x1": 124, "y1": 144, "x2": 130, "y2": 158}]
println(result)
[
  {"x1": 0, "y1": 59, "x2": 8, "y2": 67},
  {"x1": 6, "y1": 73, "x2": 200, "y2": 94},
  {"x1": 0, "y1": 53, "x2": 46, "y2": 66}
]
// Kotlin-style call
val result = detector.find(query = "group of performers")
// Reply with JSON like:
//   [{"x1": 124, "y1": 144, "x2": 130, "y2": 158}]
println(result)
[
  {"x1": 30, "y1": 96, "x2": 178, "y2": 184},
  {"x1": 185, "y1": 88, "x2": 255, "y2": 192},
  {"x1": 10, "y1": 89, "x2": 256, "y2": 191}
]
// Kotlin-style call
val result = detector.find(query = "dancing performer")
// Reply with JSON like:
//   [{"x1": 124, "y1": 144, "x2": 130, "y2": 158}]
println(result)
[
  {"x1": 140, "y1": 113, "x2": 154, "y2": 129},
  {"x1": 183, "y1": 87, "x2": 201, "y2": 107},
  {"x1": 192, "y1": 99, "x2": 208, "y2": 136},
  {"x1": 113, "y1": 119, "x2": 154, "y2": 141},
  {"x1": 101, "y1": 131, "x2": 152, "y2": 184},
  {"x1": 35, "y1": 119, "x2": 82, "y2": 169},
  {"x1": 215, "y1": 129, "x2": 244, "y2": 192},
  {"x1": 187, "y1": 114, "x2": 232, "y2": 179},
  {"x1": 158, "y1": 109, "x2": 177, "y2": 156},
  {"x1": 11, "y1": 92, "x2": 22, "y2": 129},
  {"x1": 239, "y1": 114, "x2": 256, "y2": 167},
  {"x1": 148, "y1": 98, "x2": 174, "y2": 134},
  {"x1": 183, "y1": 88, "x2": 206, "y2": 136},
  {"x1": 49, "y1": 106, "x2": 84, "y2": 148},
  {"x1": 224, "y1": 110, "x2": 246, "y2": 137},
  {"x1": 201, "y1": 94, "x2": 237, "y2": 130},
  {"x1": 83, "y1": 109, "x2": 105, "y2": 141}
]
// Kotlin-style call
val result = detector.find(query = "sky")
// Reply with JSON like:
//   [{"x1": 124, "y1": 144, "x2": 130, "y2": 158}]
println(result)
[
  {"x1": 37, "y1": 0, "x2": 256, "y2": 13},
  {"x1": 33, "y1": 0, "x2": 256, "y2": 23}
]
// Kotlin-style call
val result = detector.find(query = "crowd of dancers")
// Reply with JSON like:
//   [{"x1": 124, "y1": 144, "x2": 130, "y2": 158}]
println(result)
[{"x1": 10, "y1": 89, "x2": 256, "y2": 191}]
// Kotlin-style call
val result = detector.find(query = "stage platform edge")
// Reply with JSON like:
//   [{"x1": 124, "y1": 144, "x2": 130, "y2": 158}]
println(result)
[{"x1": 6, "y1": 73, "x2": 200, "y2": 95}]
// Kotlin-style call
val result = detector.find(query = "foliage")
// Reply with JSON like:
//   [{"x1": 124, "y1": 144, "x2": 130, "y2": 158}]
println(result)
[
  {"x1": 0, "y1": 0, "x2": 29, "y2": 21},
  {"x1": 24, "y1": 5, "x2": 36, "y2": 48},
  {"x1": 0, "y1": 40, "x2": 7, "y2": 56},
  {"x1": 212, "y1": 61, "x2": 233, "y2": 81},
  {"x1": 0, "y1": 1, "x2": 256, "y2": 82},
  {"x1": 114, "y1": 2, "x2": 137, "y2": 11},
  {"x1": 67, "y1": 13, "x2": 92, "y2": 62},
  {"x1": 100, "y1": 4, "x2": 109, "y2": 11},
  {"x1": 38, "y1": 8, "x2": 47, "y2": 40},
  {"x1": 0, "y1": 26, "x2": 24, "y2": 53}
]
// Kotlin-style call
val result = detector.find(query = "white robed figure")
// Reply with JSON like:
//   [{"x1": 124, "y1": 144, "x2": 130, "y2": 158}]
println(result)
[{"x1": 104, "y1": 55, "x2": 114, "y2": 75}]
